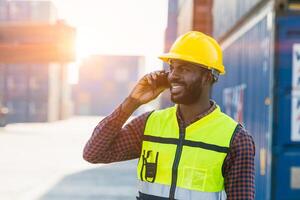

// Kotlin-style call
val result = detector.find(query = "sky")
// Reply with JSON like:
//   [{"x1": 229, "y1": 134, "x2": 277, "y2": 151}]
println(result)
[{"x1": 51, "y1": 0, "x2": 169, "y2": 83}]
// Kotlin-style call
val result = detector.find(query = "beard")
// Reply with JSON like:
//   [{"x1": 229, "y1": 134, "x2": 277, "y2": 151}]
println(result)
[{"x1": 170, "y1": 79, "x2": 203, "y2": 105}]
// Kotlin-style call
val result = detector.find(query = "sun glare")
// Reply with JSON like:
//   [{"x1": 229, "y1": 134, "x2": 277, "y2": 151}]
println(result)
[{"x1": 52, "y1": 0, "x2": 168, "y2": 84}]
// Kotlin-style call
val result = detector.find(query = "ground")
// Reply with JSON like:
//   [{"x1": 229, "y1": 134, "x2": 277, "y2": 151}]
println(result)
[{"x1": 0, "y1": 117, "x2": 137, "y2": 200}]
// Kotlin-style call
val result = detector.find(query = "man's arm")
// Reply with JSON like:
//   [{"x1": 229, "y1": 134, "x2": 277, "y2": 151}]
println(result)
[
  {"x1": 83, "y1": 71, "x2": 169, "y2": 164},
  {"x1": 83, "y1": 97, "x2": 150, "y2": 163},
  {"x1": 223, "y1": 126, "x2": 255, "y2": 200}
]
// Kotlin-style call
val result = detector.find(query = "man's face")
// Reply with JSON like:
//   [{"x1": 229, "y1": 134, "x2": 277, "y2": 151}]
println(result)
[{"x1": 167, "y1": 60, "x2": 209, "y2": 105}]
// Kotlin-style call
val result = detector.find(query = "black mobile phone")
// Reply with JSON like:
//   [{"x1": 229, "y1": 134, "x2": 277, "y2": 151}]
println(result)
[{"x1": 156, "y1": 71, "x2": 170, "y2": 87}]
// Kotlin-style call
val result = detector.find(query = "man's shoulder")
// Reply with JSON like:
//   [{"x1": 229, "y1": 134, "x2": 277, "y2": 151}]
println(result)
[{"x1": 231, "y1": 124, "x2": 255, "y2": 153}]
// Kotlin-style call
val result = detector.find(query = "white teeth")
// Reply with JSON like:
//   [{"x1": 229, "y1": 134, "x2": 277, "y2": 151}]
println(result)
[
  {"x1": 170, "y1": 83, "x2": 182, "y2": 87},
  {"x1": 171, "y1": 84, "x2": 184, "y2": 93}
]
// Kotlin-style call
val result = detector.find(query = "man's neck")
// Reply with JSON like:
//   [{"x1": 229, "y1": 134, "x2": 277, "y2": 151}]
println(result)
[{"x1": 179, "y1": 99, "x2": 211, "y2": 125}]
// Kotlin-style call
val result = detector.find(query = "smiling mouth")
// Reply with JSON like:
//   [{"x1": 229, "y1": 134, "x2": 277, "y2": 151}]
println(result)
[{"x1": 170, "y1": 83, "x2": 185, "y2": 94}]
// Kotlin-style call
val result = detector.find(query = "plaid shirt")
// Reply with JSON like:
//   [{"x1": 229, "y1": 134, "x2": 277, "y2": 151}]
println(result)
[{"x1": 83, "y1": 100, "x2": 255, "y2": 200}]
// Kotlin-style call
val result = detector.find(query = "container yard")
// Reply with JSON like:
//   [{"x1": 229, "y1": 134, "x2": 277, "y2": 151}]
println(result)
[{"x1": 1, "y1": 0, "x2": 300, "y2": 199}]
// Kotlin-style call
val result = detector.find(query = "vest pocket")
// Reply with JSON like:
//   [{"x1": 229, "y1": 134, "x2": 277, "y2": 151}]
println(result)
[{"x1": 181, "y1": 167, "x2": 207, "y2": 190}]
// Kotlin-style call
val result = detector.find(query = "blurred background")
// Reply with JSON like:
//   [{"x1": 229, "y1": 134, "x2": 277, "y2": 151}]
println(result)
[{"x1": 1, "y1": 0, "x2": 300, "y2": 199}]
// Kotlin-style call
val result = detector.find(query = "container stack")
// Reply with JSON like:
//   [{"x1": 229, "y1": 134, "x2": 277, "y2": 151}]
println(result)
[
  {"x1": 0, "y1": 0, "x2": 75, "y2": 124},
  {"x1": 73, "y1": 55, "x2": 145, "y2": 116},
  {"x1": 211, "y1": 0, "x2": 300, "y2": 199},
  {"x1": 162, "y1": 0, "x2": 300, "y2": 199}
]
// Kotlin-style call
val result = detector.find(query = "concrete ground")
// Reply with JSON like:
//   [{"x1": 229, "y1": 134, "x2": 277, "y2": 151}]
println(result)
[{"x1": 0, "y1": 117, "x2": 138, "y2": 200}]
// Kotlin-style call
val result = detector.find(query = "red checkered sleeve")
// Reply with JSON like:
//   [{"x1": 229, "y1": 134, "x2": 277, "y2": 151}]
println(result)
[
  {"x1": 82, "y1": 103, "x2": 151, "y2": 164},
  {"x1": 223, "y1": 126, "x2": 256, "y2": 200}
]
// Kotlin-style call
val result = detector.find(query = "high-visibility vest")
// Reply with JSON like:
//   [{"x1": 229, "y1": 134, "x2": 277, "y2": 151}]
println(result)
[{"x1": 137, "y1": 105, "x2": 238, "y2": 200}]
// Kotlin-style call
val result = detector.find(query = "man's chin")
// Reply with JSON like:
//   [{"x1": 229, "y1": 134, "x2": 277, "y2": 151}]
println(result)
[{"x1": 170, "y1": 95, "x2": 195, "y2": 105}]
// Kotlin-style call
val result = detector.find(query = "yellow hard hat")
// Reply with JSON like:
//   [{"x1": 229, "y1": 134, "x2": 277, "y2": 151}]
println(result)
[{"x1": 159, "y1": 31, "x2": 225, "y2": 74}]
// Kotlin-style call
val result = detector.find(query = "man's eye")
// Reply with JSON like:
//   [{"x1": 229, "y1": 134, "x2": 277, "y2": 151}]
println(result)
[{"x1": 182, "y1": 67, "x2": 189, "y2": 72}]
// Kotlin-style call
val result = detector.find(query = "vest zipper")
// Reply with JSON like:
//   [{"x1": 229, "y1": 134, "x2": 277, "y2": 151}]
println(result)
[{"x1": 169, "y1": 125, "x2": 185, "y2": 199}]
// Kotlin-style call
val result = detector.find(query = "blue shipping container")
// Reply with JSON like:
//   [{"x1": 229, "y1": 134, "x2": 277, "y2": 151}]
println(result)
[
  {"x1": 273, "y1": 14, "x2": 300, "y2": 200},
  {"x1": 212, "y1": 6, "x2": 300, "y2": 200},
  {"x1": 212, "y1": 0, "x2": 263, "y2": 39}
]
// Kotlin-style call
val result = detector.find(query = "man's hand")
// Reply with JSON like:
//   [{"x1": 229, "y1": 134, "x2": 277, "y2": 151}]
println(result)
[{"x1": 129, "y1": 70, "x2": 169, "y2": 106}]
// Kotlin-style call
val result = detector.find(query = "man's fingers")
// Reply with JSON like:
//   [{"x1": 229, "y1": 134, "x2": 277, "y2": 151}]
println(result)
[
  {"x1": 145, "y1": 75, "x2": 153, "y2": 85},
  {"x1": 143, "y1": 70, "x2": 167, "y2": 87},
  {"x1": 151, "y1": 72, "x2": 158, "y2": 81}
]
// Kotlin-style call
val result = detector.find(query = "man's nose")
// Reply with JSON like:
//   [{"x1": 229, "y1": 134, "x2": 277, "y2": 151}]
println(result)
[{"x1": 168, "y1": 69, "x2": 180, "y2": 81}]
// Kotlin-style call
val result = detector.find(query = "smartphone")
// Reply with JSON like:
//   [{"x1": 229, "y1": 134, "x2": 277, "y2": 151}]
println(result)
[{"x1": 156, "y1": 71, "x2": 170, "y2": 88}]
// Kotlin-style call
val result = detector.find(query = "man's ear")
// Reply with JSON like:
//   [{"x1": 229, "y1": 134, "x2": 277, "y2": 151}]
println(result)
[{"x1": 202, "y1": 72, "x2": 214, "y2": 86}]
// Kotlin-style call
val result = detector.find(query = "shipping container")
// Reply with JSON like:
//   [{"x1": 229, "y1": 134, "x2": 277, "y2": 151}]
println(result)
[
  {"x1": 0, "y1": 64, "x2": 5, "y2": 96},
  {"x1": 272, "y1": 14, "x2": 300, "y2": 200},
  {"x1": 28, "y1": 64, "x2": 49, "y2": 100},
  {"x1": 0, "y1": 62, "x2": 70, "y2": 124},
  {"x1": 0, "y1": 0, "x2": 72, "y2": 124},
  {"x1": 177, "y1": 0, "x2": 212, "y2": 36},
  {"x1": 212, "y1": 0, "x2": 263, "y2": 39},
  {"x1": 212, "y1": 0, "x2": 300, "y2": 199},
  {"x1": 5, "y1": 64, "x2": 29, "y2": 100},
  {"x1": 74, "y1": 55, "x2": 144, "y2": 116},
  {"x1": 161, "y1": 0, "x2": 178, "y2": 109},
  {"x1": 30, "y1": 1, "x2": 57, "y2": 23},
  {"x1": 0, "y1": 0, "x2": 8, "y2": 21},
  {"x1": 28, "y1": 100, "x2": 48, "y2": 122},
  {"x1": 6, "y1": 99, "x2": 28, "y2": 123},
  {"x1": 4, "y1": 0, "x2": 57, "y2": 23},
  {"x1": 7, "y1": 1, "x2": 31, "y2": 22}
]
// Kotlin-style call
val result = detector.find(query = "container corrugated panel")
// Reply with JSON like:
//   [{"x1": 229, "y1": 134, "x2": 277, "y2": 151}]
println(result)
[
  {"x1": 193, "y1": 0, "x2": 212, "y2": 35},
  {"x1": 213, "y1": 0, "x2": 263, "y2": 39},
  {"x1": 0, "y1": 64, "x2": 5, "y2": 93},
  {"x1": 89, "y1": 63, "x2": 139, "y2": 116},
  {"x1": 7, "y1": 1, "x2": 31, "y2": 22},
  {"x1": 5, "y1": 64, "x2": 29, "y2": 100},
  {"x1": 5, "y1": 0, "x2": 56, "y2": 23},
  {"x1": 4, "y1": 63, "x2": 51, "y2": 123},
  {"x1": 0, "y1": 64, "x2": 6, "y2": 106},
  {"x1": 161, "y1": 0, "x2": 178, "y2": 109},
  {"x1": 30, "y1": 1, "x2": 57, "y2": 23},
  {"x1": 28, "y1": 64, "x2": 49, "y2": 101},
  {"x1": 76, "y1": 56, "x2": 141, "y2": 116},
  {"x1": 28, "y1": 100, "x2": 48, "y2": 122},
  {"x1": 6, "y1": 99, "x2": 28, "y2": 123},
  {"x1": 273, "y1": 15, "x2": 300, "y2": 200},
  {"x1": 177, "y1": 0, "x2": 193, "y2": 35},
  {"x1": 164, "y1": 0, "x2": 177, "y2": 53},
  {"x1": 27, "y1": 64, "x2": 50, "y2": 122},
  {"x1": 212, "y1": 16, "x2": 272, "y2": 199},
  {"x1": 4, "y1": 64, "x2": 29, "y2": 123},
  {"x1": 0, "y1": 0, "x2": 8, "y2": 22}
]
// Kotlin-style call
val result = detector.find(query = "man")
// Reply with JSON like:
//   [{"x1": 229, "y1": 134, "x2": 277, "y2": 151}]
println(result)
[{"x1": 83, "y1": 31, "x2": 255, "y2": 200}]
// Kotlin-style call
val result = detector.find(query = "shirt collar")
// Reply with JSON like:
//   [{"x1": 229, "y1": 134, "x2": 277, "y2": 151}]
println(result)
[{"x1": 176, "y1": 100, "x2": 217, "y2": 127}]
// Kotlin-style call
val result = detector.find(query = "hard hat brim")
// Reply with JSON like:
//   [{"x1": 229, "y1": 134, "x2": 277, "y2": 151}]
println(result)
[{"x1": 159, "y1": 53, "x2": 225, "y2": 75}]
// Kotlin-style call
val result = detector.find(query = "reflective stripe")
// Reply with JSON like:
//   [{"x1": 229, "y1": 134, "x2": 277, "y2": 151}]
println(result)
[
  {"x1": 142, "y1": 135, "x2": 230, "y2": 153},
  {"x1": 138, "y1": 180, "x2": 227, "y2": 200}
]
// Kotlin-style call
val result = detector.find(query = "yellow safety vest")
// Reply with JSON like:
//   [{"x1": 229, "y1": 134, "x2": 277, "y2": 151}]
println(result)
[{"x1": 137, "y1": 105, "x2": 238, "y2": 200}]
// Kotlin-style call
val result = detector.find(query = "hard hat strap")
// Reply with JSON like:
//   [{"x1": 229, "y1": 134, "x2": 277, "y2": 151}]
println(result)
[{"x1": 211, "y1": 69, "x2": 219, "y2": 82}]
